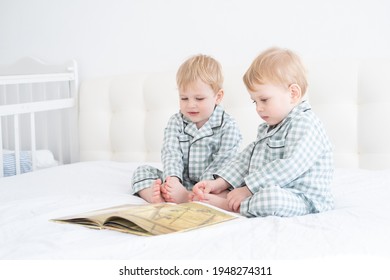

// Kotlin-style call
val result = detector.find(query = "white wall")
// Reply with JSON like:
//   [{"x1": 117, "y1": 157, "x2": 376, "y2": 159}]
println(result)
[{"x1": 1, "y1": 0, "x2": 390, "y2": 82}]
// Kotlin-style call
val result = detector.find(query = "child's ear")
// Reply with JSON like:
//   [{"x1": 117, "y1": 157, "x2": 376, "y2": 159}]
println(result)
[
  {"x1": 215, "y1": 89, "x2": 224, "y2": 104},
  {"x1": 288, "y1": 84, "x2": 302, "y2": 103}
]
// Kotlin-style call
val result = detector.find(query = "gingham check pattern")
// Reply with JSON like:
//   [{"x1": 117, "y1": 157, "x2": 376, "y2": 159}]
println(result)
[
  {"x1": 215, "y1": 101, "x2": 334, "y2": 217},
  {"x1": 131, "y1": 105, "x2": 242, "y2": 193}
]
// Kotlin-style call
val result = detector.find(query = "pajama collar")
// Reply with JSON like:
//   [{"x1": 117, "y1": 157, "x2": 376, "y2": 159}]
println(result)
[
  {"x1": 257, "y1": 100, "x2": 311, "y2": 139},
  {"x1": 182, "y1": 105, "x2": 225, "y2": 140}
]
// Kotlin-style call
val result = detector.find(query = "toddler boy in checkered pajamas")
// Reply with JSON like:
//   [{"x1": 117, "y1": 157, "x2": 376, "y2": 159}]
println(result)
[
  {"x1": 192, "y1": 47, "x2": 334, "y2": 217},
  {"x1": 131, "y1": 54, "x2": 242, "y2": 203}
]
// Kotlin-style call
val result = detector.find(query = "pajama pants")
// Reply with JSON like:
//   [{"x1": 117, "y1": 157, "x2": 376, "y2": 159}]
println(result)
[
  {"x1": 240, "y1": 185, "x2": 313, "y2": 217},
  {"x1": 131, "y1": 165, "x2": 164, "y2": 195}
]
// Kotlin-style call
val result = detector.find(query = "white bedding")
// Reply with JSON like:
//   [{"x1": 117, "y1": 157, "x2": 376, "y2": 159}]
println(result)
[{"x1": 1, "y1": 161, "x2": 389, "y2": 260}]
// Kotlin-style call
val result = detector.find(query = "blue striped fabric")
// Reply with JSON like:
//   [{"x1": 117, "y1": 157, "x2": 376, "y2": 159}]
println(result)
[{"x1": 2, "y1": 151, "x2": 32, "y2": 176}]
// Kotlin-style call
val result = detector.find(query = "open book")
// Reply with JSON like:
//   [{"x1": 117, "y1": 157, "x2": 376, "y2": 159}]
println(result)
[{"x1": 51, "y1": 202, "x2": 237, "y2": 236}]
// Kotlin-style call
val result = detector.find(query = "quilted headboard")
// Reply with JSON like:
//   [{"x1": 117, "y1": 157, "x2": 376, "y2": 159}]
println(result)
[{"x1": 79, "y1": 59, "x2": 390, "y2": 170}]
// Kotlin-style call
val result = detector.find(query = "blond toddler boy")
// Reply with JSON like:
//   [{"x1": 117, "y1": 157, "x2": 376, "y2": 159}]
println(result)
[
  {"x1": 131, "y1": 54, "x2": 242, "y2": 203},
  {"x1": 192, "y1": 47, "x2": 334, "y2": 217}
]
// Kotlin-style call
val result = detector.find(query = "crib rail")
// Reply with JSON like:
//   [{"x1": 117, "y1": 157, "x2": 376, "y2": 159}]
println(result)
[{"x1": 0, "y1": 58, "x2": 78, "y2": 177}]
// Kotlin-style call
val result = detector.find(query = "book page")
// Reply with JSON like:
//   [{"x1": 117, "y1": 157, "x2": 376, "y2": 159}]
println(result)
[
  {"x1": 51, "y1": 204, "x2": 144, "y2": 229},
  {"x1": 52, "y1": 202, "x2": 237, "y2": 235},
  {"x1": 107, "y1": 202, "x2": 236, "y2": 235}
]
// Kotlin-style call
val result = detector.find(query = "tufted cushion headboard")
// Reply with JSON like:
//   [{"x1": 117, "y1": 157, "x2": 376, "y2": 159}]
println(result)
[{"x1": 79, "y1": 59, "x2": 390, "y2": 170}]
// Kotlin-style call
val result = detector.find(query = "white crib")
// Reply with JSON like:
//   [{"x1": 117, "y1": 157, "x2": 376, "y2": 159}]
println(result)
[{"x1": 0, "y1": 57, "x2": 78, "y2": 177}]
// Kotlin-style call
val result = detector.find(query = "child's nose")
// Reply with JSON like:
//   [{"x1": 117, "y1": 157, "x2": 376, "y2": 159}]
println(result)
[
  {"x1": 188, "y1": 100, "x2": 197, "y2": 107},
  {"x1": 256, "y1": 104, "x2": 264, "y2": 112}
]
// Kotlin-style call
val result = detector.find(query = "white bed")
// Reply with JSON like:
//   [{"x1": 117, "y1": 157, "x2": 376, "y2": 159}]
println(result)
[
  {"x1": 1, "y1": 57, "x2": 390, "y2": 262},
  {"x1": 1, "y1": 161, "x2": 390, "y2": 260}
]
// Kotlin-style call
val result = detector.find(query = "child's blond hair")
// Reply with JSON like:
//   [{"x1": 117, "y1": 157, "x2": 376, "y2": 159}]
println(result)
[
  {"x1": 176, "y1": 54, "x2": 223, "y2": 93},
  {"x1": 243, "y1": 47, "x2": 308, "y2": 96}
]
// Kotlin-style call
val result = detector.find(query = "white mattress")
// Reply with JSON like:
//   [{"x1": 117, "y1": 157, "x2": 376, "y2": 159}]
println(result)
[{"x1": 0, "y1": 161, "x2": 390, "y2": 260}]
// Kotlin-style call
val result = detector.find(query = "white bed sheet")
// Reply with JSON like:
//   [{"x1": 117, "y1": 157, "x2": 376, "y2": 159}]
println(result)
[{"x1": 0, "y1": 161, "x2": 390, "y2": 260}]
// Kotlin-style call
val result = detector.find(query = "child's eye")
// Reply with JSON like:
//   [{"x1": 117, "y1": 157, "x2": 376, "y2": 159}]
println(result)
[
  {"x1": 252, "y1": 100, "x2": 257, "y2": 104},
  {"x1": 196, "y1": 98, "x2": 205, "y2": 101},
  {"x1": 181, "y1": 97, "x2": 188, "y2": 101},
  {"x1": 260, "y1": 99, "x2": 268, "y2": 102}
]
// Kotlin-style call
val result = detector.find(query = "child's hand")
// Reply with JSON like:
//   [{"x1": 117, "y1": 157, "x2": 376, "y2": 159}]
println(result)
[
  {"x1": 192, "y1": 178, "x2": 231, "y2": 201},
  {"x1": 227, "y1": 186, "x2": 252, "y2": 212},
  {"x1": 192, "y1": 180, "x2": 214, "y2": 201}
]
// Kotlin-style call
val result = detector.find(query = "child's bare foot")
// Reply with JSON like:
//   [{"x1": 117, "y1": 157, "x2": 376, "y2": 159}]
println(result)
[
  {"x1": 202, "y1": 193, "x2": 234, "y2": 212},
  {"x1": 151, "y1": 179, "x2": 165, "y2": 203},
  {"x1": 163, "y1": 176, "x2": 190, "y2": 203}
]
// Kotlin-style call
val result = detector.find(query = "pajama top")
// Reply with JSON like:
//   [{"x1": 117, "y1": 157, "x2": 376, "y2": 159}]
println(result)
[
  {"x1": 131, "y1": 105, "x2": 242, "y2": 192},
  {"x1": 215, "y1": 100, "x2": 334, "y2": 217}
]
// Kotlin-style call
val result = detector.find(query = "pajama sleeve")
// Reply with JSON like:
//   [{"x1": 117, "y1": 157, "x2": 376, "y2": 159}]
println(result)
[
  {"x1": 200, "y1": 119, "x2": 242, "y2": 180},
  {"x1": 213, "y1": 142, "x2": 255, "y2": 187},
  {"x1": 161, "y1": 115, "x2": 185, "y2": 182}
]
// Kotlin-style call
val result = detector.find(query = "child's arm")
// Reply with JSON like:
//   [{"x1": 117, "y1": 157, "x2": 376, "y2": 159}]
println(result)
[
  {"x1": 201, "y1": 120, "x2": 242, "y2": 180},
  {"x1": 161, "y1": 115, "x2": 185, "y2": 181},
  {"x1": 212, "y1": 141, "x2": 255, "y2": 188}
]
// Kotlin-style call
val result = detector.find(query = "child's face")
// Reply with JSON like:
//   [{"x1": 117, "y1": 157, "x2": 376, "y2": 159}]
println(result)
[
  {"x1": 249, "y1": 83, "x2": 297, "y2": 126},
  {"x1": 179, "y1": 79, "x2": 223, "y2": 129}
]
